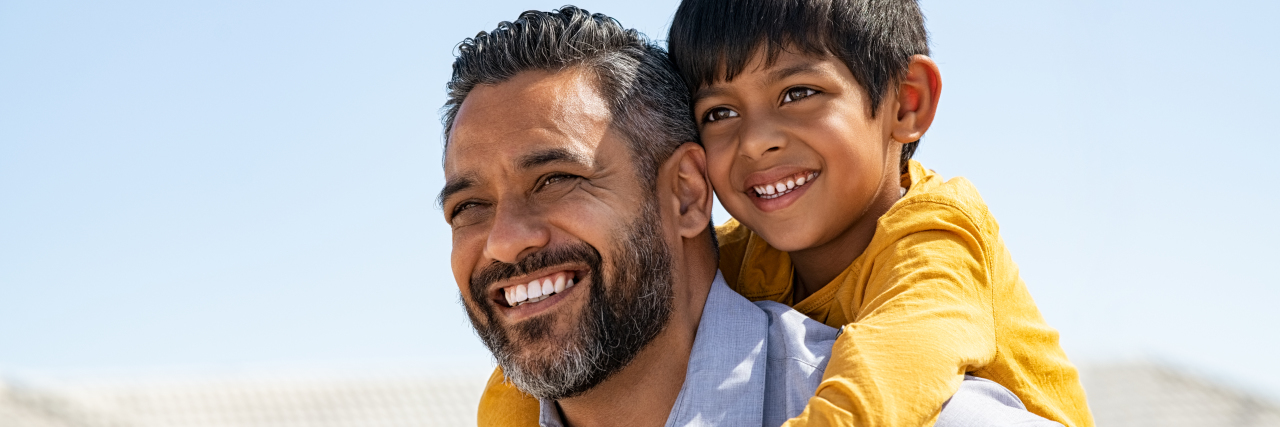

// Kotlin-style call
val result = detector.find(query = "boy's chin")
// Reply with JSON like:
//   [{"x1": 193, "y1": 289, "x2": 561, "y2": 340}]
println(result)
[{"x1": 743, "y1": 219, "x2": 823, "y2": 253}]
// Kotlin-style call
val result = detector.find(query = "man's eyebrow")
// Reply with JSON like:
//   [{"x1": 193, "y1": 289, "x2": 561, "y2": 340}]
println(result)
[
  {"x1": 437, "y1": 175, "x2": 476, "y2": 209},
  {"x1": 518, "y1": 148, "x2": 591, "y2": 170},
  {"x1": 436, "y1": 149, "x2": 588, "y2": 209}
]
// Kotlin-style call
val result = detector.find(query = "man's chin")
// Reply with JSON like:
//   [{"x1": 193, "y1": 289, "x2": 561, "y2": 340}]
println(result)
[
  {"x1": 504, "y1": 334, "x2": 578, "y2": 365},
  {"x1": 496, "y1": 336, "x2": 603, "y2": 401}
]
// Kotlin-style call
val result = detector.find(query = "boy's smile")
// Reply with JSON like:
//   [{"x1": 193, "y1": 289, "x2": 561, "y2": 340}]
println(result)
[
  {"x1": 693, "y1": 49, "x2": 904, "y2": 260},
  {"x1": 744, "y1": 166, "x2": 819, "y2": 210}
]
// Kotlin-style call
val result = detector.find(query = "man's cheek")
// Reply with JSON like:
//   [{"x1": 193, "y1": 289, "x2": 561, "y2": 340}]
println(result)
[
  {"x1": 450, "y1": 233, "x2": 482, "y2": 291},
  {"x1": 552, "y1": 200, "x2": 622, "y2": 248}
]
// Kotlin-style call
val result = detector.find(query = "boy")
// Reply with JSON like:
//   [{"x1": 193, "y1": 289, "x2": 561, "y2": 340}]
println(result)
[
  {"x1": 665, "y1": 0, "x2": 1094, "y2": 426},
  {"x1": 477, "y1": 0, "x2": 1094, "y2": 426}
]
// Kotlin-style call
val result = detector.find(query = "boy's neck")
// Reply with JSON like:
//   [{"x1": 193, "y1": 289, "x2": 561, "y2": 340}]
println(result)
[{"x1": 789, "y1": 179, "x2": 904, "y2": 302}]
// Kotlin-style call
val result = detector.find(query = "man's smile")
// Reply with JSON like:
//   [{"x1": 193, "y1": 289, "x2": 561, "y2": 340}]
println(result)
[
  {"x1": 503, "y1": 271, "x2": 577, "y2": 307},
  {"x1": 486, "y1": 268, "x2": 590, "y2": 322}
]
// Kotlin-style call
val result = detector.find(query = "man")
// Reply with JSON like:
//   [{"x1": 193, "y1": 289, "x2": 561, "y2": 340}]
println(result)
[{"x1": 438, "y1": 7, "x2": 1059, "y2": 426}]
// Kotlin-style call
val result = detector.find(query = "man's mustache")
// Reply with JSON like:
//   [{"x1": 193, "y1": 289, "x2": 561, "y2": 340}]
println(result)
[{"x1": 469, "y1": 242, "x2": 602, "y2": 299}]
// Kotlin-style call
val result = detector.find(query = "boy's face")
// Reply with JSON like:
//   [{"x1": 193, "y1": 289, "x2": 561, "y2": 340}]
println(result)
[{"x1": 693, "y1": 49, "x2": 902, "y2": 252}]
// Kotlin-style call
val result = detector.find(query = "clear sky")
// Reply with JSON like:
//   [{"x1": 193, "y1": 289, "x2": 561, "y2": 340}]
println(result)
[{"x1": 3, "y1": 0, "x2": 1278, "y2": 397}]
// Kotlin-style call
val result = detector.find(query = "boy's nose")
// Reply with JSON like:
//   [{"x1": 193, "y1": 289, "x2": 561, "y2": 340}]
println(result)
[{"x1": 737, "y1": 115, "x2": 787, "y2": 159}]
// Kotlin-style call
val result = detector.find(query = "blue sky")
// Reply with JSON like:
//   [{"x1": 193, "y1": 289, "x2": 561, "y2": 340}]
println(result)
[{"x1": 3, "y1": 0, "x2": 1278, "y2": 397}]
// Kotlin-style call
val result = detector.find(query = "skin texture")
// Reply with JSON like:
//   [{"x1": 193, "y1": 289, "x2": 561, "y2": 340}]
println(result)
[
  {"x1": 442, "y1": 68, "x2": 719, "y2": 427},
  {"x1": 692, "y1": 49, "x2": 941, "y2": 301}
]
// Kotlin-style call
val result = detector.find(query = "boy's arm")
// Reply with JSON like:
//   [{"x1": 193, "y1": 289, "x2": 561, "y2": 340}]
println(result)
[
  {"x1": 714, "y1": 218, "x2": 752, "y2": 289},
  {"x1": 785, "y1": 227, "x2": 998, "y2": 427},
  {"x1": 477, "y1": 367, "x2": 541, "y2": 426}
]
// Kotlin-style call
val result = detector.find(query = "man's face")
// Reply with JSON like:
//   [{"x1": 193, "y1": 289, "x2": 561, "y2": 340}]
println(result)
[{"x1": 441, "y1": 69, "x2": 674, "y2": 400}]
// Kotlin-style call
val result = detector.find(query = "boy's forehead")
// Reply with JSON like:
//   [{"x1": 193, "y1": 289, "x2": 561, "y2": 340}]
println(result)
[{"x1": 694, "y1": 50, "x2": 839, "y2": 100}]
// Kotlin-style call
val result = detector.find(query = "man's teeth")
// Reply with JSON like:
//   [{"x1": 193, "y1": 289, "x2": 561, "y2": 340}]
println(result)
[
  {"x1": 753, "y1": 172, "x2": 818, "y2": 200},
  {"x1": 503, "y1": 273, "x2": 575, "y2": 307}
]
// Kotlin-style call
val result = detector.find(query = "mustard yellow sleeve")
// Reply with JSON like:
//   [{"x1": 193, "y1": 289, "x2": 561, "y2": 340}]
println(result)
[
  {"x1": 477, "y1": 367, "x2": 540, "y2": 426},
  {"x1": 714, "y1": 217, "x2": 752, "y2": 289},
  {"x1": 783, "y1": 228, "x2": 997, "y2": 427}
]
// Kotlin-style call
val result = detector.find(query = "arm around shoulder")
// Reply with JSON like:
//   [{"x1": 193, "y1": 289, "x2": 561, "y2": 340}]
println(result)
[{"x1": 783, "y1": 227, "x2": 999, "y2": 427}]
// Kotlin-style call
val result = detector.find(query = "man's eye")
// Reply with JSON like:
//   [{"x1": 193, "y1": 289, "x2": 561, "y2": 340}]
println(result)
[
  {"x1": 451, "y1": 201, "x2": 480, "y2": 219},
  {"x1": 782, "y1": 87, "x2": 818, "y2": 103},
  {"x1": 538, "y1": 174, "x2": 579, "y2": 190},
  {"x1": 702, "y1": 107, "x2": 739, "y2": 123}
]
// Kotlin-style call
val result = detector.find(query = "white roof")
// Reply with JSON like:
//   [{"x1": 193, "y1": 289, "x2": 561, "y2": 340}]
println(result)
[
  {"x1": 0, "y1": 374, "x2": 485, "y2": 427},
  {"x1": 2, "y1": 361, "x2": 1278, "y2": 426},
  {"x1": 1080, "y1": 361, "x2": 1280, "y2": 426}
]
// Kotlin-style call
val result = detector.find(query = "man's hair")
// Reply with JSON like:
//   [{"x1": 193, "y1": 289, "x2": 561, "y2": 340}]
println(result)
[
  {"x1": 443, "y1": 6, "x2": 698, "y2": 187},
  {"x1": 668, "y1": 0, "x2": 929, "y2": 173}
]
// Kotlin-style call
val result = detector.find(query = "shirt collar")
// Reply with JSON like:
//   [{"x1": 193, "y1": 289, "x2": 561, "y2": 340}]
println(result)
[{"x1": 539, "y1": 271, "x2": 770, "y2": 427}]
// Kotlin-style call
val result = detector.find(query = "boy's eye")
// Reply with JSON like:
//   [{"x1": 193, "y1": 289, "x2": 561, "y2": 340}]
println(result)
[
  {"x1": 782, "y1": 87, "x2": 818, "y2": 103},
  {"x1": 703, "y1": 107, "x2": 739, "y2": 123}
]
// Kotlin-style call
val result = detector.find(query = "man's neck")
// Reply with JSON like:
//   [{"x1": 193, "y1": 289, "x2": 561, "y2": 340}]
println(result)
[
  {"x1": 554, "y1": 243, "x2": 717, "y2": 427},
  {"x1": 553, "y1": 326, "x2": 693, "y2": 426}
]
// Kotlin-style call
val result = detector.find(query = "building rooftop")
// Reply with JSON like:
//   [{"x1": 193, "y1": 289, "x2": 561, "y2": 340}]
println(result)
[{"x1": 2, "y1": 361, "x2": 1277, "y2": 426}]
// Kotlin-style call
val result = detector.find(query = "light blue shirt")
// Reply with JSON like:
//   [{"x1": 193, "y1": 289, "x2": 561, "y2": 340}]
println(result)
[{"x1": 539, "y1": 272, "x2": 1060, "y2": 427}]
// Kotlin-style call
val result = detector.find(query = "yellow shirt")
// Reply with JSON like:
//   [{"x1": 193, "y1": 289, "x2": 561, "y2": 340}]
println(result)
[
  {"x1": 716, "y1": 160, "x2": 1093, "y2": 427},
  {"x1": 475, "y1": 160, "x2": 1094, "y2": 426}
]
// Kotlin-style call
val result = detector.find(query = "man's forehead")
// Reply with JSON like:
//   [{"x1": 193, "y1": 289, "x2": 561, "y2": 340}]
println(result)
[{"x1": 445, "y1": 69, "x2": 612, "y2": 173}]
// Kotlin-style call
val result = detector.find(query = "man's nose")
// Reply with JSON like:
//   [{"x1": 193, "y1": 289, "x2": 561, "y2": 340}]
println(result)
[
  {"x1": 483, "y1": 201, "x2": 551, "y2": 265},
  {"x1": 738, "y1": 112, "x2": 787, "y2": 160}
]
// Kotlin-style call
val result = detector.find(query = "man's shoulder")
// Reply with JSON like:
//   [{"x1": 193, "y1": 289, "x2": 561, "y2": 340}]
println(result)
[
  {"x1": 940, "y1": 376, "x2": 1064, "y2": 427},
  {"x1": 754, "y1": 300, "x2": 839, "y2": 366},
  {"x1": 750, "y1": 300, "x2": 1062, "y2": 427}
]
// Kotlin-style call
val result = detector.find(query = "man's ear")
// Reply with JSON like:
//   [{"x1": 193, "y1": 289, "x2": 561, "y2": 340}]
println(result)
[
  {"x1": 660, "y1": 142, "x2": 713, "y2": 239},
  {"x1": 891, "y1": 55, "x2": 942, "y2": 143}
]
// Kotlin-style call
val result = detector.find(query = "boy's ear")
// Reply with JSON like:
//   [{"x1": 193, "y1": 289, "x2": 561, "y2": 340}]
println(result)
[
  {"x1": 891, "y1": 55, "x2": 942, "y2": 143},
  {"x1": 659, "y1": 142, "x2": 714, "y2": 240}
]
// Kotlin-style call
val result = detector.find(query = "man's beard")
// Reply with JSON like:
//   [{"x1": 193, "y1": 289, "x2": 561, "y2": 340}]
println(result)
[{"x1": 462, "y1": 200, "x2": 674, "y2": 401}]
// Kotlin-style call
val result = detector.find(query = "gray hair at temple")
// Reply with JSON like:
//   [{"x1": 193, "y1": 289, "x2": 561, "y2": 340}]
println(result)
[{"x1": 441, "y1": 6, "x2": 699, "y2": 187}]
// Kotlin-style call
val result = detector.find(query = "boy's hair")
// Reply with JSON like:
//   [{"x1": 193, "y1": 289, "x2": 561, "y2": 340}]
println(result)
[{"x1": 668, "y1": 0, "x2": 929, "y2": 173}]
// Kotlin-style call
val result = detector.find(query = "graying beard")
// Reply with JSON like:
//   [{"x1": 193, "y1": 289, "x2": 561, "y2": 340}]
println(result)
[{"x1": 475, "y1": 200, "x2": 673, "y2": 401}]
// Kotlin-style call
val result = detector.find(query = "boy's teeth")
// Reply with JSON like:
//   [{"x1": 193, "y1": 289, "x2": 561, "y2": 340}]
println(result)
[
  {"x1": 753, "y1": 171, "x2": 820, "y2": 199},
  {"x1": 504, "y1": 272, "x2": 575, "y2": 307}
]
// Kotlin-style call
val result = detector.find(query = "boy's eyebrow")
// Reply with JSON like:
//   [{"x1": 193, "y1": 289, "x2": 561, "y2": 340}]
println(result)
[
  {"x1": 764, "y1": 63, "x2": 823, "y2": 86},
  {"x1": 692, "y1": 86, "x2": 727, "y2": 103},
  {"x1": 692, "y1": 63, "x2": 824, "y2": 102}
]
